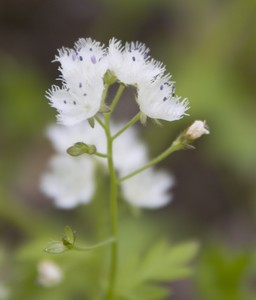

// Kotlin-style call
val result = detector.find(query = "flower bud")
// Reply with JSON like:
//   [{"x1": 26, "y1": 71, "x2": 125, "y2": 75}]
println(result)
[
  {"x1": 67, "y1": 142, "x2": 97, "y2": 156},
  {"x1": 185, "y1": 120, "x2": 209, "y2": 140}
]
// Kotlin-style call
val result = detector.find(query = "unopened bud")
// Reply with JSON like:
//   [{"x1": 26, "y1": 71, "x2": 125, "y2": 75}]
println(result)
[
  {"x1": 67, "y1": 142, "x2": 97, "y2": 156},
  {"x1": 185, "y1": 120, "x2": 209, "y2": 140}
]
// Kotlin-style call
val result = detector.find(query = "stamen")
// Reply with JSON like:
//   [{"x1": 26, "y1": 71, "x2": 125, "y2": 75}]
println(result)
[
  {"x1": 79, "y1": 56, "x2": 83, "y2": 61},
  {"x1": 64, "y1": 100, "x2": 67, "y2": 104},
  {"x1": 132, "y1": 56, "x2": 136, "y2": 62},
  {"x1": 73, "y1": 101, "x2": 77, "y2": 105},
  {"x1": 83, "y1": 93, "x2": 87, "y2": 96},
  {"x1": 160, "y1": 85, "x2": 164, "y2": 91},
  {"x1": 79, "y1": 82, "x2": 82, "y2": 88},
  {"x1": 163, "y1": 97, "x2": 167, "y2": 101}
]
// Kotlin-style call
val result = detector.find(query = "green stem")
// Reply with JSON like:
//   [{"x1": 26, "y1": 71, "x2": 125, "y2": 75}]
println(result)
[
  {"x1": 73, "y1": 237, "x2": 115, "y2": 252},
  {"x1": 112, "y1": 113, "x2": 141, "y2": 140},
  {"x1": 95, "y1": 152, "x2": 109, "y2": 158},
  {"x1": 119, "y1": 140, "x2": 184, "y2": 183},
  {"x1": 110, "y1": 84, "x2": 125, "y2": 111}
]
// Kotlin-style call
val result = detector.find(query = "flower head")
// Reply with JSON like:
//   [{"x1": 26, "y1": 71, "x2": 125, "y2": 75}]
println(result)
[
  {"x1": 107, "y1": 38, "x2": 165, "y2": 86},
  {"x1": 137, "y1": 76, "x2": 189, "y2": 122},
  {"x1": 47, "y1": 39, "x2": 107, "y2": 126}
]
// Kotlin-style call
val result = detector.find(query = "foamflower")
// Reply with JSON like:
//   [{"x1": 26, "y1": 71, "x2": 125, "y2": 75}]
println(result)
[
  {"x1": 46, "y1": 39, "x2": 107, "y2": 126},
  {"x1": 137, "y1": 76, "x2": 189, "y2": 122},
  {"x1": 107, "y1": 38, "x2": 165, "y2": 86}
]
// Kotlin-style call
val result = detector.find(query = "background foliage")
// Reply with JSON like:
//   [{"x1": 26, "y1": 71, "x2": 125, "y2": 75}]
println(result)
[{"x1": 0, "y1": 0, "x2": 256, "y2": 299}]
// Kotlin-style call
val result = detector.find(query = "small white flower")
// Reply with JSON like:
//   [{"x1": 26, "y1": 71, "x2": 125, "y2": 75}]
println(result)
[
  {"x1": 121, "y1": 169, "x2": 174, "y2": 209},
  {"x1": 47, "y1": 38, "x2": 107, "y2": 126},
  {"x1": 137, "y1": 75, "x2": 189, "y2": 121},
  {"x1": 107, "y1": 38, "x2": 165, "y2": 86},
  {"x1": 185, "y1": 120, "x2": 210, "y2": 140},
  {"x1": 37, "y1": 260, "x2": 63, "y2": 287},
  {"x1": 40, "y1": 154, "x2": 95, "y2": 209}
]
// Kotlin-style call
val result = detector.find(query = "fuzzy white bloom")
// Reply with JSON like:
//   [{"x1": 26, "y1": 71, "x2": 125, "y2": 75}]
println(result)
[
  {"x1": 185, "y1": 120, "x2": 209, "y2": 139},
  {"x1": 37, "y1": 260, "x2": 63, "y2": 287},
  {"x1": 137, "y1": 76, "x2": 189, "y2": 121},
  {"x1": 121, "y1": 169, "x2": 174, "y2": 209},
  {"x1": 41, "y1": 120, "x2": 174, "y2": 209},
  {"x1": 40, "y1": 154, "x2": 95, "y2": 209},
  {"x1": 46, "y1": 39, "x2": 107, "y2": 126},
  {"x1": 107, "y1": 38, "x2": 165, "y2": 86}
]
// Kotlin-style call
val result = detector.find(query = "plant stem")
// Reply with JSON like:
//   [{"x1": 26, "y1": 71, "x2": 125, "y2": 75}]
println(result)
[
  {"x1": 104, "y1": 115, "x2": 118, "y2": 300},
  {"x1": 119, "y1": 140, "x2": 184, "y2": 183},
  {"x1": 110, "y1": 84, "x2": 125, "y2": 111},
  {"x1": 112, "y1": 113, "x2": 141, "y2": 140},
  {"x1": 73, "y1": 237, "x2": 115, "y2": 252}
]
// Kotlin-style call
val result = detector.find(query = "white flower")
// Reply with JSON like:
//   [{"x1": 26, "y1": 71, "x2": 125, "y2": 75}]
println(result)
[
  {"x1": 47, "y1": 38, "x2": 107, "y2": 126},
  {"x1": 40, "y1": 154, "x2": 95, "y2": 209},
  {"x1": 121, "y1": 169, "x2": 174, "y2": 209},
  {"x1": 113, "y1": 124, "x2": 148, "y2": 176},
  {"x1": 107, "y1": 38, "x2": 165, "y2": 86},
  {"x1": 185, "y1": 120, "x2": 209, "y2": 140},
  {"x1": 137, "y1": 76, "x2": 189, "y2": 121},
  {"x1": 37, "y1": 260, "x2": 63, "y2": 287}
]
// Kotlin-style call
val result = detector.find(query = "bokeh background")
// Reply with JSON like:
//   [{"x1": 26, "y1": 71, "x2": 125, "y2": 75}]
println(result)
[{"x1": 1, "y1": 0, "x2": 256, "y2": 299}]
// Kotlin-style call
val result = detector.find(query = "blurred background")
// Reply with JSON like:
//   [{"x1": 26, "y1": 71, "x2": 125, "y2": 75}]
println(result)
[{"x1": 0, "y1": 0, "x2": 256, "y2": 299}]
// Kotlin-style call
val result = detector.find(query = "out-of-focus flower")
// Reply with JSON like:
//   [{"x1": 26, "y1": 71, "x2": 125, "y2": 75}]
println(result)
[
  {"x1": 121, "y1": 169, "x2": 174, "y2": 209},
  {"x1": 37, "y1": 260, "x2": 63, "y2": 287},
  {"x1": 41, "y1": 121, "x2": 174, "y2": 209},
  {"x1": 185, "y1": 120, "x2": 210, "y2": 140},
  {"x1": 40, "y1": 154, "x2": 95, "y2": 209},
  {"x1": 137, "y1": 76, "x2": 189, "y2": 122}
]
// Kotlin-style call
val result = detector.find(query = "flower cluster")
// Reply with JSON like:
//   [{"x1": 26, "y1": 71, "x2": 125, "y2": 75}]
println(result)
[
  {"x1": 40, "y1": 121, "x2": 174, "y2": 209},
  {"x1": 46, "y1": 38, "x2": 189, "y2": 126}
]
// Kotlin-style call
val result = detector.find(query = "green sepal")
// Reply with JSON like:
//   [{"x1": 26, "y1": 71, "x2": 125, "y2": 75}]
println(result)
[
  {"x1": 99, "y1": 104, "x2": 112, "y2": 113},
  {"x1": 103, "y1": 70, "x2": 117, "y2": 85},
  {"x1": 139, "y1": 112, "x2": 147, "y2": 125},
  {"x1": 44, "y1": 241, "x2": 69, "y2": 254},
  {"x1": 62, "y1": 226, "x2": 76, "y2": 249},
  {"x1": 88, "y1": 117, "x2": 95, "y2": 128}
]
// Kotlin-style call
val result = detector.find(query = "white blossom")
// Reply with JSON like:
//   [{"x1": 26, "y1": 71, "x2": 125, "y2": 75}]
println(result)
[
  {"x1": 185, "y1": 120, "x2": 209, "y2": 140},
  {"x1": 137, "y1": 76, "x2": 189, "y2": 121},
  {"x1": 121, "y1": 169, "x2": 174, "y2": 209},
  {"x1": 47, "y1": 38, "x2": 107, "y2": 126},
  {"x1": 107, "y1": 38, "x2": 165, "y2": 86},
  {"x1": 40, "y1": 154, "x2": 95, "y2": 209},
  {"x1": 37, "y1": 260, "x2": 63, "y2": 287}
]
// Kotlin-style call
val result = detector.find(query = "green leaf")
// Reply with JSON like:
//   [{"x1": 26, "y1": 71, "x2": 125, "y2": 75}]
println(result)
[{"x1": 116, "y1": 239, "x2": 199, "y2": 300}]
